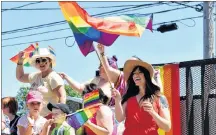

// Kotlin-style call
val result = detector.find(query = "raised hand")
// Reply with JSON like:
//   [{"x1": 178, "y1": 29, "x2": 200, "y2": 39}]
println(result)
[
  {"x1": 44, "y1": 119, "x2": 54, "y2": 128},
  {"x1": 140, "y1": 98, "x2": 155, "y2": 115},
  {"x1": 27, "y1": 114, "x2": 35, "y2": 126},
  {"x1": 58, "y1": 72, "x2": 67, "y2": 80},
  {"x1": 18, "y1": 51, "x2": 25, "y2": 61},
  {"x1": 97, "y1": 43, "x2": 105, "y2": 54},
  {"x1": 111, "y1": 88, "x2": 121, "y2": 102}
]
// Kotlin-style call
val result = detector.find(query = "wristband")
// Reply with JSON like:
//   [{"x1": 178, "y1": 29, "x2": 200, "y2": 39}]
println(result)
[{"x1": 17, "y1": 62, "x2": 23, "y2": 65}]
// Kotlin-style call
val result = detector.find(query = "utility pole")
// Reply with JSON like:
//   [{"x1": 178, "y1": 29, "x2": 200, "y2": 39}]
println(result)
[{"x1": 203, "y1": 1, "x2": 214, "y2": 59}]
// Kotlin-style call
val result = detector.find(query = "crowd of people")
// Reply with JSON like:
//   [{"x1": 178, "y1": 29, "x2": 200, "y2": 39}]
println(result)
[{"x1": 2, "y1": 43, "x2": 171, "y2": 135}]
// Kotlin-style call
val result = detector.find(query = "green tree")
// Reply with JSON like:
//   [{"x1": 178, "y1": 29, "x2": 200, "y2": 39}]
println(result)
[
  {"x1": 16, "y1": 87, "x2": 30, "y2": 116},
  {"x1": 65, "y1": 85, "x2": 82, "y2": 98},
  {"x1": 16, "y1": 85, "x2": 81, "y2": 116}
]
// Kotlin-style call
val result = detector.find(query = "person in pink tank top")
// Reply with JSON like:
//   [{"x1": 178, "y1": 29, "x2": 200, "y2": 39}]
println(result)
[{"x1": 112, "y1": 57, "x2": 171, "y2": 135}]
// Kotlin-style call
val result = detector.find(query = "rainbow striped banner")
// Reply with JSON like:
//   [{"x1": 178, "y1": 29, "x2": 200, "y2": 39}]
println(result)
[
  {"x1": 48, "y1": 45, "x2": 56, "y2": 56},
  {"x1": 155, "y1": 64, "x2": 181, "y2": 135},
  {"x1": 10, "y1": 43, "x2": 38, "y2": 67},
  {"x1": 84, "y1": 89, "x2": 100, "y2": 108},
  {"x1": 67, "y1": 104, "x2": 100, "y2": 130},
  {"x1": 59, "y1": 1, "x2": 152, "y2": 56}
]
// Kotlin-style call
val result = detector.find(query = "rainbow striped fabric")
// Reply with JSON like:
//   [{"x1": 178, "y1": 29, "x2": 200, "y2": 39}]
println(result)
[
  {"x1": 67, "y1": 104, "x2": 100, "y2": 130},
  {"x1": 83, "y1": 89, "x2": 100, "y2": 108},
  {"x1": 155, "y1": 64, "x2": 181, "y2": 135},
  {"x1": 10, "y1": 43, "x2": 38, "y2": 67},
  {"x1": 59, "y1": 2, "x2": 153, "y2": 56}
]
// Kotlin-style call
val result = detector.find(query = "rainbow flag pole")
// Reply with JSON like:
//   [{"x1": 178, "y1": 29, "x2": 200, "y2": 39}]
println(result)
[{"x1": 92, "y1": 43, "x2": 114, "y2": 90}]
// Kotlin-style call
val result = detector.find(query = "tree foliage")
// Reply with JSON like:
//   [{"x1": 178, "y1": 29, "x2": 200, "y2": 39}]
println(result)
[{"x1": 16, "y1": 85, "x2": 81, "y2": 116}]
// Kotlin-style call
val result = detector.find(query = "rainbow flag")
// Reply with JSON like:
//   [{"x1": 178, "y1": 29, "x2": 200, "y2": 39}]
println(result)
[
  {"x1": 154, "y1": 64, "x2": 181, "y2": 135},
  {"x1": 59, "y1": 2, "x2": 153, "y2": 56},
  {"x1": 10, "y1": 44, "x2": 37, "y2": 67},
  {"x1": 48, "y1": 45, "x2": 56, "y2": 56},
  {"x1": 83, "y1": 89, "x2": 100, "y2": 108},
  {"x1": 67, "y1": 104, "x2": 100, "y2": 130}
]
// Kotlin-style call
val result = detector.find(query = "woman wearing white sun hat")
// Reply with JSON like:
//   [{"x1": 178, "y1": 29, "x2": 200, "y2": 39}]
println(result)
[{"x1": 16, "y1": 47, "x2": 66, "y2": 118}]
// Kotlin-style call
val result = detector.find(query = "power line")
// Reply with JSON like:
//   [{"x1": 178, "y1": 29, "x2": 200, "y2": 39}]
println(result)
[
  {"x1": 2, "y1": 28, "x2": 70, "y2": 41},
  {"x1": 1, "y1": 3, "x2": 161, "y2": 11},
  {"x1": 163, "y1": 1, "x2": 191, "y2": 6},
  {"x1": 154, "y1": 15, "x2": 203, "y2": 26},
  {"x1": 2, "y1": 1, "x2": 43, "y2": 12},
  {"x1": 2, "y1": 15, "x2": 205, "y2": 48},
  {"x1": 171, "y1": 1, "x2": 203, "y2": 12},
  {"x1": 2, "y1": 36, "x2": 73, "y2": 47},
  {"x1": 2, "y1": 21, "x2": 67, "y2": 35},
  {"x1": 97, "y1": 2, "x2": 164, "y2": 17},
  {"x1": 2, "y1": 3, "x2": 162, "y2": 35},
  {"x1": 85, "y1": 2, "x2": 162, "y2": 17},
  {"x1": 2, "y1": 4, "x2": 194, "y2": 36}
]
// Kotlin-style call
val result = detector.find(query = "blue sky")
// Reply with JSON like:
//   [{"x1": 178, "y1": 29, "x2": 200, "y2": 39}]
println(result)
[{"x1": 2, "y1": 1, "x2": 215, "y2": 97}]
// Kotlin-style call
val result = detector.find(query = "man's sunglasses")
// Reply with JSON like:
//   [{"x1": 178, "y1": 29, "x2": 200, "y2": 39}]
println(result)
[{"x1": 35, "y1": 58, "x2": 49, "y2": 64}]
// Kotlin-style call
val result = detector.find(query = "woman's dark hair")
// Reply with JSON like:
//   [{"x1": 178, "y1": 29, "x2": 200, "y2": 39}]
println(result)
[
  {"x1": 2, "y1": 97, "x2": 18, "y2": 115},
  {"x1": 122, "y1": 66, "x2": 160, "y2": 104},
  {"x1": 83, "y1": 83, "x2": 109, "y2": 105}
]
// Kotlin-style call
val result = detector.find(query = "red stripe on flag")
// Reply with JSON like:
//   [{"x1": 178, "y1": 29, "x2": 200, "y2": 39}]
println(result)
[
  {"x1": 10, "y1": 45, "x2": 35, "y2": 64},
  {"x1": 171, "y1": 64, "x2": 181, "y2": 135}
]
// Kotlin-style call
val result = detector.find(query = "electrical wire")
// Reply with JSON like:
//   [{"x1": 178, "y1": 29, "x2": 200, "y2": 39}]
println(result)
[
  {"x1": 2, "y1": 4, "x2": 193, "y2": 36},
  {"x1": 2, "y1": 3, "x2": 162, "y2": 35},
  {"x1": 2, "y1": 15, "x2": 204, "y2": 48},
  {"x1": 154, "y1": 15, "x2": 202, "y2": 26},
  {"x1": 97, "y1": 2, "x2": 164, "y2": 17},
  {"x1": 1, "y1": 3, "x2": 161, "y2": 11},
  {"x1": 178, "y1": 19, "x2": 196, "y2": 27},
  {"x1": 164, "y1": 1, "x2": 190, "y2": 6},
  {"x1": 2, "y1": 28, "x2": 70, "y2": 41},
  {"x1": 65, "y1": 36, "x2": 76, "y2": 47},
  {"x1": 171, "y1": 1, "x2": 203, "y2": 12},
  {"x1": 1, "y1": 1, "x2": 43, "y2": 12},
  {"x1": 2, "y1": 36, "x2": 73, "y2": 47},
  {"x1": 2, "y1": 21, "x2": 67, "y2": 35}
]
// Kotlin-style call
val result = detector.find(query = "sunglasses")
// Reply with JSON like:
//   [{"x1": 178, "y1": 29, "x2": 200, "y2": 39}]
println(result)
[{"x1": 35, "y1": 57, "x2": 49, "y2": 64}]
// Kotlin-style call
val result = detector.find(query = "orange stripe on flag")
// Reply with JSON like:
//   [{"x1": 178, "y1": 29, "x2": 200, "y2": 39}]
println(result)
[
  {"x1": 10, "y1": 44, "x2": 35, "y2": 65},
  {"x1": 163, "y1": 65, "x2": 173, "y2": 135}
]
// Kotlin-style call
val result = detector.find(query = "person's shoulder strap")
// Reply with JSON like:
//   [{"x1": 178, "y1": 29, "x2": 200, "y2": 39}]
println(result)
[{"x1": 10, "y1": 116, "x2": 20, "y2": 129}]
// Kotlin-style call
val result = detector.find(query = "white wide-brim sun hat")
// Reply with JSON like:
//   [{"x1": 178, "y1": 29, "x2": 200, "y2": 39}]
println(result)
[{"x1": 29, "y1": 48, "x2": 56, "y2": 67}]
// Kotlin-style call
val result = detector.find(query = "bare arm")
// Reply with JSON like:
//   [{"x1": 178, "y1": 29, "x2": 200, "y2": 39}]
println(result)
[
  {"x1": 112, "y1": 88, "x2": 126, "y2": 122},
  {"x1": 1, "y1": 121, "x2": 6, "y2": 130},
  {"x1": 85, "y1": 106, "x2": 113, "y2": 135},
  {"x1": 17, "y1": 125, "x2": 33, "y2": 135},
  {"x1": 149, "y1": 96, "x2": 171, "y2": 132},
  {"x1": 115, "y1": 101, "x2": 126, "y2": 122},
  {"x1": 54, "y1": 85, "x2": 66, "y2": 103},
  {"x1": 59, "y1": 73, "x2": 85, "y2": 94},
  {"x1": 97, "y1": 44, "x2": 120, "y2": 83},
  {"x1": 16, "y1": 53, "x2": 30, "y2": 83}
]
